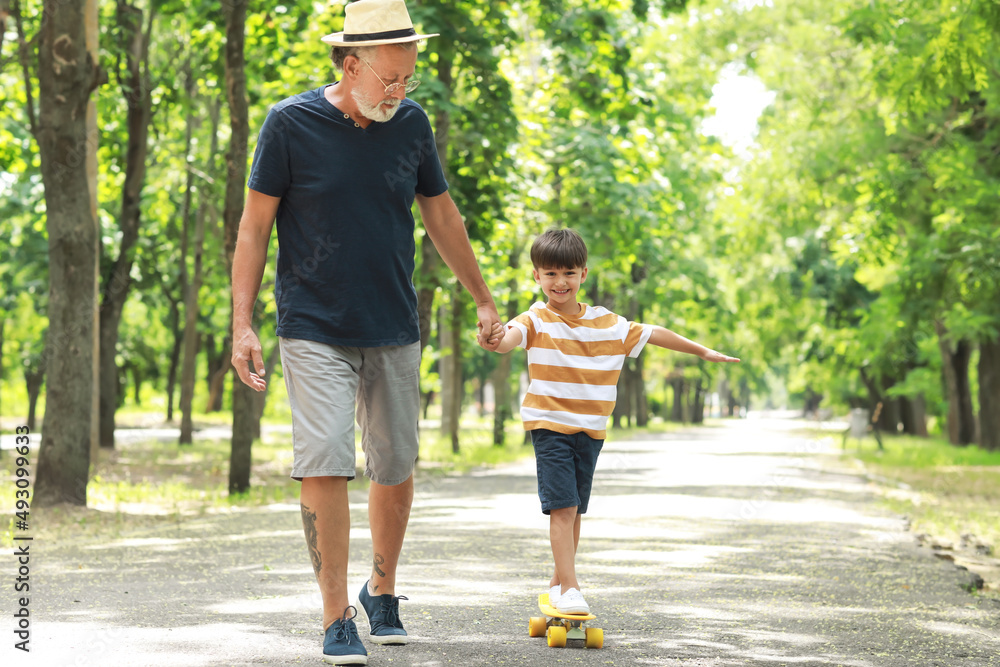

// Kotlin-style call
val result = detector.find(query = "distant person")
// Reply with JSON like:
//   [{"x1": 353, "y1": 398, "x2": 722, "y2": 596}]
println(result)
[
  {"x1": 230, "y1": 0, "x2": 501, "y2": 663},
  {"x1": 488, "y1": 228, "x2": 739, "y2": 615}
]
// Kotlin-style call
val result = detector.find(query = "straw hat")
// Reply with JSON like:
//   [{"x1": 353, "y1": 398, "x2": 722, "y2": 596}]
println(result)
[{"x1": 322, "y1": 0, "x2": 439, "y2": 47}]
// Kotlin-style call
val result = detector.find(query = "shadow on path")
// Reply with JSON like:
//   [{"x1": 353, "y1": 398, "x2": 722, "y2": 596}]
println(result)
[{"x1": 6, "y1": 419, "x2": 999, "y2": 666}]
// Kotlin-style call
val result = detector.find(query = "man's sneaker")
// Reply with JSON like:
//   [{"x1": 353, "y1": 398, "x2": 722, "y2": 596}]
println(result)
[
  {"x1": 555, "y1": 588, "x2": 590, "y2": 615},
  {"x1": 548, "y1": 585, "x2": 562, "y2": 606},
  {"x1": 358, "y1": 580, "x2": 408, "y2": 645},
  {"x1": 323, "y1": 606, "x2": 368, "y2": 665}
]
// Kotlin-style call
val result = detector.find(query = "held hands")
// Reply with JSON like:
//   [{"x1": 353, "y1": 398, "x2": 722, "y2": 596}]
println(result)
[
  {"x1": 476, "y1": 304, "x2": 504, "y2": 352},
  {"x1": 700, "y1": 349, "x2": 741, "y2": 363},
  {"x1": 477, "y1": 320, "x2": 504, "y2": 351}
]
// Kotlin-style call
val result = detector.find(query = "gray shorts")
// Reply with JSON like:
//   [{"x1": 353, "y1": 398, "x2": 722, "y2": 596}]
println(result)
[{"x1": 279, "y1": 337, "x2": 421, "y2": 485}]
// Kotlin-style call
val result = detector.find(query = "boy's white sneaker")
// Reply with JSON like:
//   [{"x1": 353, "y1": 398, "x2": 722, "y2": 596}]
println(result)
[
  {"x1": 555, "y1": 588, "x2": 590, "y2": 615},
  {"x1": 548, "y1": 585, "x2": 562, "y2": 605}
]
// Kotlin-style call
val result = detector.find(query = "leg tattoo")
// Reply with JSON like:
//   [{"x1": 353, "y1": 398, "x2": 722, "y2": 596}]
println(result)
[
  {"x1": 301, "y1": 504, "x2": 322, "y2": 576},
  {"x1": 373, "y1": 552, "x2": 386, "y2": 578}
]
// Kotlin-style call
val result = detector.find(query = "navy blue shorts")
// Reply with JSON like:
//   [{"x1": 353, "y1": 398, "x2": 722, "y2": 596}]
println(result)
[{"x1": 530, "y1": 429, "x2": 604, "y2": 515}]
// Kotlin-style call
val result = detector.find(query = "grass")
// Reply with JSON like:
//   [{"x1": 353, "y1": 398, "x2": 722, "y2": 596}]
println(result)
[
  {"x1": 841, "y1": 434, "x2": 1000, "y2": 554},
  {"x1": 0, "y1": 409, "x2": 700, "y2": 549},
  {"x1": 0, "y1": 413, "x2": 539, "y2": 549}
]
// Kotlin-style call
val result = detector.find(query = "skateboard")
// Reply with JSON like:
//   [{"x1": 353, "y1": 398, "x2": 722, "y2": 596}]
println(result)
[{"x1": 528, "y1": 594, "x2": 603, "y2": 649}]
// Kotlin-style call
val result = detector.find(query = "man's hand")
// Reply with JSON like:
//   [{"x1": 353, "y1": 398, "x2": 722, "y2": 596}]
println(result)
[
  {"x1": 476, "y1": 304, "x2": 503, "y2": 351},
  {"x1": 700, "y1": 349, "x2": 741, "y2": 363},
  {"x1": 232, "y1": 326, "x2": 267, "y2": 391},
  {"x1": 478, "y1": 320, "x2": 504, "y2": 349}
]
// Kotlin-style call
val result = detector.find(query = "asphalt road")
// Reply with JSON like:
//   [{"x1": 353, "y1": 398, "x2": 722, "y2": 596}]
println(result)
[{"x1": 4, "y1": 417, "x2": 999, "y2": 666}]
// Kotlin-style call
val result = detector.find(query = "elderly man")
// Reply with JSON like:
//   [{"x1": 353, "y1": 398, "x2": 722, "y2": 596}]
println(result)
[{"x1": 230, "y1": 0, "x2": 501, "y2": 663}]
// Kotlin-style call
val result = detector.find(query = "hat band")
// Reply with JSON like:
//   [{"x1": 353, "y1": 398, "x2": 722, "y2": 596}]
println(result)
[{"x1": 343, "y1": 27, "x2": 416, "y2": 42}]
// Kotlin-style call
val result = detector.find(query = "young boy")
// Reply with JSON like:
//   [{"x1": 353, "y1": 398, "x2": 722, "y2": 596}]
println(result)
[{"x1": 490, "y1": 228, "x2": 740, "y2": 615}]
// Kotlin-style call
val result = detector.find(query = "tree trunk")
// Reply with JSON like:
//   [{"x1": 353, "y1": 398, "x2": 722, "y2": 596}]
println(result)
[
  {"x1": 450, "y1": 294, "x2": 462, "y2": 454},
  {"x1": 85, "y1": 0, "x2": 100, "y2": 484},
  {"x1": 691, "y1": 377, "x2": 705, "y2": 424},
  {"x1": 130, "y1": 364, "x2": 142, "y2": 405},
  {"x1": 492, "y1": 354, "x2": 512, "y2": 446},
  {"x1": 206, "y1": 335, "x2": 230, "y2": 412},
  {"x1": 427, "y1": 40, "x2": 461, "y2": 452},
  {"x1": 634, "y1": 353, "x2": 648, "y2": 427},
  {"x1": 669, "y1": 375, "x2": 685, "y2": 422},
  {"x1": 423, "y1": 390, "x2": 434, "y2": 420},
  {"x1": 802, "y1": 387, "x2": 822, "y2": 417},
  {"x1": 439, "y1": 302, "x2": 454, "y2": 438},
  {"x1": 417, "y1": 238, "x2": 441, "y2": 351},
  {"x1": 492, "y1": 263, "x2": 520, "y2": 447},
  {"x1": 899, "y1": 395, "x2": 929, "y2": 437},
  {"x1": 25, "y1": 367, "x2": 45, "y2": 432},
  {"x1": 859, "y1": 367, "x2": 901, "y2": 435},
  {"x1": 439, "y1": 294, "x2": 462, "y2": 452},
  {"x1": 877, "y1": 397, "x2": 900, "y2": 435},
  {"x1": 179, "y1": 99, "x2": 219, "y2": 444},
  {"x1": 612, "y1": 366, "x2": 629, "y2": 429},
  {"x1": 935, "y1": 321, "x2": 976, "y2": 445},
  {"x1": 628, "y1": 276, "x2": 647, "y2": 427},
  {"x1": 98, "y1": 0, "x2": 154, "y2": 449},
  {"x1": 222, "y1": 0, "x2": 254, "y2": 495},
  {"x1": 164, "y1": 295, "x2": 181, "y2": 421},
  {"x1": 34, "y1": 0, "x2": 100, "y2": 507},
  {"x1": 979, "y1": 336, "x2": 1000, "y2": 451}
]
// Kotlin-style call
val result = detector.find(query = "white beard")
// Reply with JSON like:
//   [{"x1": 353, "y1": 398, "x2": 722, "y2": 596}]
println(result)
[{"x1": 352, "y1": 87, "x2": 401, "y2": 123}]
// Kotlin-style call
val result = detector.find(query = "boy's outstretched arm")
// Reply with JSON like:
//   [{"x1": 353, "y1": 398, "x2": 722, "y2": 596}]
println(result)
[{"x1": 647, "y1": 326, "x2": 740, "y2": 363}]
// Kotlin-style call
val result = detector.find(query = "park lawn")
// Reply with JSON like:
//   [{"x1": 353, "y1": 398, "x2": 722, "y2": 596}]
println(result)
[
  {"x1": 2, "y1": 413, "x2": 695, "y2": 549},
  {"x1": 1, "y1": 414, "x2": 535, "y2": 549},
  {"x1": 844, "y1": 434, "x2": 1000, "y2": 557}
]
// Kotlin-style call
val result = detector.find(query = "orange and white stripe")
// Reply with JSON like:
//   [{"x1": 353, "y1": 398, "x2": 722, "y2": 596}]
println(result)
[{"x1": 507, "y1": 302, "x2": 652, "y2": 439}]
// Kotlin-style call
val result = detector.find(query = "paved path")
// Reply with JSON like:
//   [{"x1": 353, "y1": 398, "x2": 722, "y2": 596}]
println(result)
[{"x1": 4, "y1": 418, "x2": 999, "y2": 666}]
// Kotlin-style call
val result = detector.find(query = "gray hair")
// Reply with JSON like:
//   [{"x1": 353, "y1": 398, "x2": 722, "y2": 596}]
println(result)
[{"x1": 330, "y1": 42, "x2": 417, "y2": 72}]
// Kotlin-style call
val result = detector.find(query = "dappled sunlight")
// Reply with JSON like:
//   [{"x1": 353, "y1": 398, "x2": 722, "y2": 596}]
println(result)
[
  {"x1": 581, "y1": 519, "x2": 702, "y2": 542},
  {"x1": 82, "y1": 528, "x2": 305, "y2": 552},
  {"x1": 585, "y1": 545, "x2": 750, "y2": 567},
  {"x1": 920, "y1": 621, "x2": 1000, "y2": 644},
  {"x1": 20, "y1": 422, "x2": 1000, "y2": 666},
  {"x1": 208, "y1": 592, "x2": 322, "y2": 616},
  {"x1": 410, "y1": 493, "x2": 543, "y2": 530},
  {"x1": 31, "y1": 621, "x2": 316, "y2": 666}
]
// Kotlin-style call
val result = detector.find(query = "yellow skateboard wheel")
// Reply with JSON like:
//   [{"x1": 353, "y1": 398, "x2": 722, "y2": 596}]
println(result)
[
  {"x1": 547, "y1": 625, "x2": 567, "y2": 648},
  {"x1": 529, "y1": 616, "x2": 547, "y2": 637},
  {"x1": 585, "y1": 627, "x2": 604, "y2": 649}
]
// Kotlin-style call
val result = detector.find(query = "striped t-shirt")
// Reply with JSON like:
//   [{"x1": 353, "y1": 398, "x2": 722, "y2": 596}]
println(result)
[{"x1": 506, "y1": 302, "x2": 653, "y2": 439}]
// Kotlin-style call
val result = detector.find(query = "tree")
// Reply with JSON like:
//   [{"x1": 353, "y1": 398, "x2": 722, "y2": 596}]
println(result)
[
  {"x1": 414, "y1": 0, "x2": 519, "y2": 449},
  {"x1": 222, "y1": 0, "x2": 255, "y2": 495},
  {"x1": 33, "y1": 0, "x2": 101, "y2": 506},
  {"x1": 97, "y1": 0, "x2": 154, "y2": 448}
]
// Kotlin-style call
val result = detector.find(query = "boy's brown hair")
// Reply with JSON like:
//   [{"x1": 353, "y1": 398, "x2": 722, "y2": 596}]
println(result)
[{"x1": 530, "y1": 228, "x2": 588, "y2": 269}]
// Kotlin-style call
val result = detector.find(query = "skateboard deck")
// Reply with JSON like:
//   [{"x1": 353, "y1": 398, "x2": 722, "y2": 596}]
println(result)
[{"x1": 528, "y1": 594, "x2": 603, "y2": 648}]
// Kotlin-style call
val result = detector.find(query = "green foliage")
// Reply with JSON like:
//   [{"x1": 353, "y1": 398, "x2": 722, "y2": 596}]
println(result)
[{"x1": 3, "y1": 0, "x2": 997, "y2": 456}]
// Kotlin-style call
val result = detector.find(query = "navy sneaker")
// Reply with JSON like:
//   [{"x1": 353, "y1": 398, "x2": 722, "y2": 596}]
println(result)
[
  {"x1": 358, "y1": 580, "x2": 409, "y2": 645},
  {"x1": 323, "y1": 606, "x2": 368, "y2": 665}
]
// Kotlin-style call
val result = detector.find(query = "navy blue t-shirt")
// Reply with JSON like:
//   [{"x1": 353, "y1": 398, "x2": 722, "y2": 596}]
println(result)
[{"x1": 247, "y1": 84, "x2": 448, "y2": 347}]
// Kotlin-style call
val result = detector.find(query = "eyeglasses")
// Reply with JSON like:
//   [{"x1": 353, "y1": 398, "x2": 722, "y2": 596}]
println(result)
[{"x1": 361, "y1": 58, "x2": 420, "y2": 96}]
